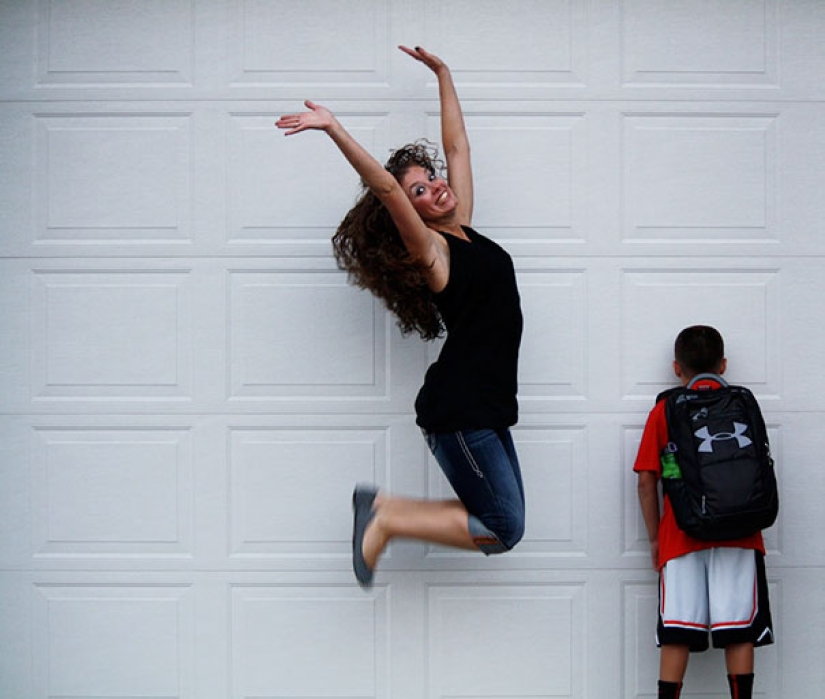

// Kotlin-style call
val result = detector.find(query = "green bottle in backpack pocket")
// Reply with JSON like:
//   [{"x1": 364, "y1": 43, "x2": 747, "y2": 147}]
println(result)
[{"x1": 660, "y1": 444, "x2": 682, "y2": 480}]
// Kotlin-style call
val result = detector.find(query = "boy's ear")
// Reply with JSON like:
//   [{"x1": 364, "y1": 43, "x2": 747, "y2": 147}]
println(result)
[
  {"x1": 719, "y1": 357, "x2": 727, "y2": 375},
  {"x1": 672, "y1": 360, "x2": 683, "y2": 379}
]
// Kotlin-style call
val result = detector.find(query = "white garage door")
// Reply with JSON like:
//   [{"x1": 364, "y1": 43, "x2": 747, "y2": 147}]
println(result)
[{"x1": 2, "y1": 2, "x2": 824, "y2": 697}]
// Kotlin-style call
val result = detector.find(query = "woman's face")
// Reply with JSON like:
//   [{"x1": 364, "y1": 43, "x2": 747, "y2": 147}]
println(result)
[{"x1": 398, "y1": 165, "x2": 457, "y2": 222}]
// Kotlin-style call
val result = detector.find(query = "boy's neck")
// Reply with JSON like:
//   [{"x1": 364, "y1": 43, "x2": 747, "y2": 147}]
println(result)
[{"x1": 674, "y1": 360, "x2": 726, "y2": 387}]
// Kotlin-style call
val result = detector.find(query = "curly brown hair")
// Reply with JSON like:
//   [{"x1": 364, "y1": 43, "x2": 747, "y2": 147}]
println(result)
[{"x1": 332, "y1": 141, "x2": 446, "y2": 340}]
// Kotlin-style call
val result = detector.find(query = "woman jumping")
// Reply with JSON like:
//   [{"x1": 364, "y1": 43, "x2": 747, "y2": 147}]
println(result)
[{"x1": 276, "y1": 46, "x2": 525, "y2": 587}]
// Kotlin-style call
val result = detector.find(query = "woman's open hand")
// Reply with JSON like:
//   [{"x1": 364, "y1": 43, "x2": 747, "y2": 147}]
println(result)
[
  {"x1": 399, "y1": 45, "x2": 447, "y2": 74},
  {"x1": 276, "y1": 100, "x2": 335, "y2": 136}
]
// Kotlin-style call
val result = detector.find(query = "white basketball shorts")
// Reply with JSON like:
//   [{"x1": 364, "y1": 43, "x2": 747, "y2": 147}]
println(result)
[{"x1": 657, "y1": 548, "x2": 774, "y2": 651}]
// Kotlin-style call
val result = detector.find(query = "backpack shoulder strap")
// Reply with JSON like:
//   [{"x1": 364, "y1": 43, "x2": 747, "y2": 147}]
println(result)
[
  {"x1": 686, "y1": 373, "x2": 729, "y2": 389},
  {"x1": 655, "y1": 386, "x2": 682, "y2": 405},
  {"x1": 656, "y1": 373, "x2": 728, "y2": 405}
]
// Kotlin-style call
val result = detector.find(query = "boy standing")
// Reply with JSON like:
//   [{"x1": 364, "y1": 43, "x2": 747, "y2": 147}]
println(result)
[{"x1": 634, "y1": 326, "x2": 774, "y2": 699}]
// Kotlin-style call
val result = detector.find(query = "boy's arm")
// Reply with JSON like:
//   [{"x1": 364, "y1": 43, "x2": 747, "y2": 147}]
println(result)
[
  {"x1": 634, "y1": 400, "x2": 668, "y2": 571},
  {"x1": 637, "y1": 471, "x2": 660, "y2": 570}
]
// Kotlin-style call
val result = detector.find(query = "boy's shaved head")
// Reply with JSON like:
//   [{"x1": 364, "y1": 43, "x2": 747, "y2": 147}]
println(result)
[{"x1": 674, "y1": 325, "x2": 725, "y2": 375}]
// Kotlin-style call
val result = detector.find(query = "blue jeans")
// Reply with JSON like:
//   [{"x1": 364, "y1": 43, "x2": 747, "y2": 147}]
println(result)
[{"x1": 422, "y1": 428, "x2": 526, "y2": 554}]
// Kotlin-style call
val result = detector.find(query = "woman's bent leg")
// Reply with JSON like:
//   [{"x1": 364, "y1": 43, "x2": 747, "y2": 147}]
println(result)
[
  {"x1": 425, "y1": 428, "x2": 525, "y2": 553},
  {"x1": 361, "y1": 495, "x2": 476, "y2": 569},
  {"x1": 357, "y1": 427, "x2": 525, "y2": 579}
]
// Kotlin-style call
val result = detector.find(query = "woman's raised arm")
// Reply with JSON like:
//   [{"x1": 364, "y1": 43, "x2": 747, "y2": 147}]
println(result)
[
  {"x1": 276, "y1": 100, "x2": 440, "y2": 266},
  {"x1": 399, "y1": 46, "x2": 473, "y2": 225}
]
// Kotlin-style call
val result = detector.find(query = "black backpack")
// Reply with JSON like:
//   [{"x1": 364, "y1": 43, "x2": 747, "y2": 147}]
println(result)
[{"x1": 657, "y1": 374, "x2": 779, "y2": 541}]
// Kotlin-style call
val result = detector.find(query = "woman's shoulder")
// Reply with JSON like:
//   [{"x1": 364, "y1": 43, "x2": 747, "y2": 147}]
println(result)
[{"x1": 438, "y1": 225, "x2": 477, "y2": 242}]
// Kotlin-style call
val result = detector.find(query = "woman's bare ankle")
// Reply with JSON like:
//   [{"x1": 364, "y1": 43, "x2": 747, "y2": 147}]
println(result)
[{"x1": 361, "y1": 511, "x2": 389, "y2": 571}]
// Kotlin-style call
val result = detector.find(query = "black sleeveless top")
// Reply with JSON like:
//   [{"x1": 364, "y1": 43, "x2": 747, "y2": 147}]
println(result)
[{"x1": 415, "y1": 226, "x2": 523, "y2": 431}]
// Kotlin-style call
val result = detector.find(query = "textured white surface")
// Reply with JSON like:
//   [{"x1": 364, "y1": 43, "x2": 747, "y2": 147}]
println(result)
[{"x1": 1, "y1": 1, "x2": 823, "y2": 697}]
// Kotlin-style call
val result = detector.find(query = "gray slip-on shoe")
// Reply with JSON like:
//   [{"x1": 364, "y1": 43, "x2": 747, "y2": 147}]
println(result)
[{"x1": 352, "y1": 484, "x2": 378, "y2": 588}]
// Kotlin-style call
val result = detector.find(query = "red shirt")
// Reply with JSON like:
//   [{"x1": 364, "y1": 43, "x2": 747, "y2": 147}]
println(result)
[{"x1": 634, "y1": 380, "x2": 764, "y2": 568}]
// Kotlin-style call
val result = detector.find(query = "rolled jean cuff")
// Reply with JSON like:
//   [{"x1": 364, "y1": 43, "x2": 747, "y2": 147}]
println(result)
[{"x1": 468, "y1": 513, "x2": 509, "y2": 555}]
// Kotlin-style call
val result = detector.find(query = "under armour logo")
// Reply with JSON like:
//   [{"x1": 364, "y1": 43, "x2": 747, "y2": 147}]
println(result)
[{"x1": 694, "y1": 423, "x2": 752, "y2": 453}]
